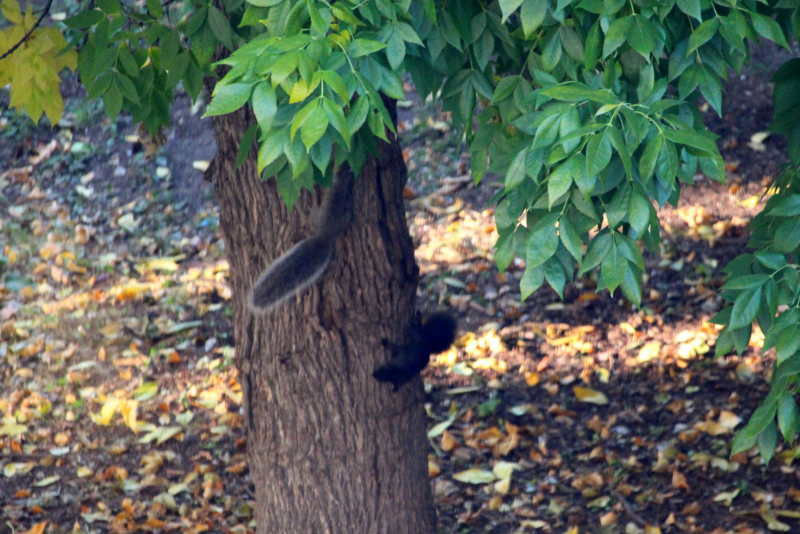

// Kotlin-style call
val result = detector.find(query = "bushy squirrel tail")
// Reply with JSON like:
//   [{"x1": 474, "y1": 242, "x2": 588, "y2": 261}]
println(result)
[
  {"x1": 249, "y1": 236, "x2": 335, "y2": 311},
  {"x1": 249, "y1": 171, "x2": 354, "y2": 312}
]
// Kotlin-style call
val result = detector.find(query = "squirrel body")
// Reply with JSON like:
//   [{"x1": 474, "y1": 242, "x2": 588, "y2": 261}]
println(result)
[
  {"x1": 249, "y1": 172, "x2": 354, "y2": 312},
  {"x1": 373, "y1": 312, "x2": 458, "y2": 390}
]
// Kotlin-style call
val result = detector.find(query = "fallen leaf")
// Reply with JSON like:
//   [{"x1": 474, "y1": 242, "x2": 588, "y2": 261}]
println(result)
[{"x1": 574, "y1": 387, "x2": 609, "y2": 405}]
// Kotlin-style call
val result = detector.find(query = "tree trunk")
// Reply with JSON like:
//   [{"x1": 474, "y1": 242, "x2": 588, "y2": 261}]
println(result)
[{"x1": 207, "y1": 103, "x2": 436, "y2": 534}]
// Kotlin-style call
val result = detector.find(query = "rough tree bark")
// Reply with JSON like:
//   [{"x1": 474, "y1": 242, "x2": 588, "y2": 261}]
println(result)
[{"x1": 207, "y1": 102, "x2": 437, "y2": 534}]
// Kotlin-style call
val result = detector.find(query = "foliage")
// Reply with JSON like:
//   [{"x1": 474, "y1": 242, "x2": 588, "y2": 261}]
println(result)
[
  {"x1": 0, "y1": 0, "x2": 77, "y2": 124},
  {"x1": 4, "y1": 0, "x2": 800, "y2": 461}
]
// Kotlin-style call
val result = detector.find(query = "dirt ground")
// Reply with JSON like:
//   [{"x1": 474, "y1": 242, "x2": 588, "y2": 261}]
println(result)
[{"x1": 0, "y1": 42, "x2": 798, "y2": 534}]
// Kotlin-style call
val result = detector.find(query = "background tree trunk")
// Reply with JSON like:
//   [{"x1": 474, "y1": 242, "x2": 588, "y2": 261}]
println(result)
[{"x1": 207, "y1": 104, "x2": 436, "y2": 534}]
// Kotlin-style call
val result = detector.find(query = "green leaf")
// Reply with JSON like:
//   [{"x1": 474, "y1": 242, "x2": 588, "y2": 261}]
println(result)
[
  {"x1": 586, "y1": 129, "x2": 612, "y2": 176},
  {"x1": 602, "y1": 16, "x2": 631, "y2": 58},
  {"x1": 548, "y1": 160, "x2": 574, "y2": 208},
  {"x1": 639, "y1": 134, "x2": 662, "y2": 184},
  {"x1": 778, "y1": 393, "x2": 800, "y2": 444},
  {"x1": 520, "y1": 0, "x2": 547, "y2": 38},
  {"x1": 541, "y1": 32, "x2": 562, "y2": 71},
  {"x1": 301, "y1": 105, "x2": 329, "y2": 150},
  {"x1": 63, "y1": 9, "x2": 104, "y2": 29},
  {"x1": 729, "y1": 286, "x2": 762, "y2": 330},
  {"x1": 499, "y1": 0, "x2": 525, "y2": 23},
  {"x1": 235, "y1": 124, "x2": 258, "y2": 170},
  {"x1": 627, "y1": 15, "x2": 656, "y2": 57},
  {"x1": 559, "y1": 216, "x2": 583, "y2": 264},
  {"x1": 532, "y1": 113, "x2": 562, "y2": 150},
  {"x1": 769, "y1": 194, "x2": 800, "y2": 217},
  {"x1": 662, "y1": 129, "x2": 718, "y2": 157},
  {"x1": 676, "y1": 0, "x2": 701, "y2": 21},
  {"x1": 559, "y1": 106, "x2": 581, "y2": 154},
  {"x1": 385, "y1": 31, "x2": 406, "y2": 70},
  {"x1": 656, "y1": 141, "x2": 679, "y2": 186},
  {"x1": 252, "y1": 82, "x2": 277, "y2": 131},
  {"x1": 348, "y1": 39, "x2": 386, "y2": 57},
  {"x1": 776, "y1": 325, "x2": 800, "y2": 364},
  {"x1": 320, "y1": 71, "x2": 350, "y2": 105},
  {"x1": 755, "y1": 251, "x2": 787, "y2": 271},
  {"x1": 579, "y1": 230, "x2": 611, "y2": 275},
  {"x1": 527, "y1": 214, "x2": 560, "y2": 268},
  {"x1": 118, "y1": 46, "x2": 140, "y2": 78},
  {"x1": 721, "y1": 274, "x2": 770, "y2": 291},
  {"x1": 758, "y1": 420, "x2": 778, "y2": 464},
  {"x1": 559, "y1": 26, "x2": 585, "y2": 63},
  {"x1": 520, "y1": 264, "x2": 545, "y2": 300},
  {"x1": 204, "y1": 83, "x2": 253, "y2": 117},
  {"x1": 322, "y1": 98, "x2": 350, "y2": 148},
  {"x1": 540, "y1": 83, "x2": 599, "y2": 102},
  {"x1": 687, "y1": 18, "x2": 719, "y2": 54},
  {"x1": 494, "y1": 232, "x2": 515, "y2": 273},
  {"x1": 620, "y1": 264, "x2": 642, "y2": 306},
  {"x1": 544, "y1": 257, "x2": 566, "y2": 299},
  {"x1": 601, "y1": 238, "x2": 627, "y2": 294},
  {"x1": 114, "y1": 72, "x2": 140, "y2": 105},
  {"x1": 103, "y1": 82, "x2": 123, "y2": 119},
  {"x1": 208, "y1": 5, "x2": 234, "y2": 51},
  {"x1": 506, "y1": 148, "x2": 529, "y2": 192},
  {"x1": 146, "y1": 0, "x2": 163, "y2": 19},
  {"x1": 258, "y1": 130, "x2": 287, "y2": 174},
  {"x1": 751, "y1": 12, "x2": 790, "y2": 50},
  {"x1": 290, "y1": 100, "x2": 318, "y2": 141},
  {"x1": 492, "y1": 76, "x2": 520, "y2": 104},
  {"x1": 585, "y1": 20, "x2": 602, "y2": 69},
  {"x1": 606, "y1": 184, "x2": 630, "y2": 228},
  {"x1": 775, "y1": 217, "x2": 800, "y2": 253},
  {"x1": 698, "y1": 66, "x2": 723, "y2": 117},
  {"x1": 346, "y1": 95, "x2": 369, "y2": 133},
  {"x1": 166, "y1": 51, "x2": 190, "y2": 86},
  {"x1": 628, "y1": 190, "x2": 650, "y2": 237}
]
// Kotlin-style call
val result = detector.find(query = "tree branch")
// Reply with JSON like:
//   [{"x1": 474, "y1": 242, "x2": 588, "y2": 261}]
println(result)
[{"x1": 0, "y1": 0, "x2": 55, "y2": 61}]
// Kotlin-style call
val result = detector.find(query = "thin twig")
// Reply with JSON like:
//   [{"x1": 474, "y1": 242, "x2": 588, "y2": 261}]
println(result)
[
  {"x1": 0, "y1": 0, "x2": 55, "y2": 61},
  {"x1": 612, "y1": 489, "x2": 647, "y2": 527}
]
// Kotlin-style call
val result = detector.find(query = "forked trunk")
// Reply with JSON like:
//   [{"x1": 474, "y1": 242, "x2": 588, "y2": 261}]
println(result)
[{"x1": 207, "y1": 103, "x2": 436, "y2": 534}]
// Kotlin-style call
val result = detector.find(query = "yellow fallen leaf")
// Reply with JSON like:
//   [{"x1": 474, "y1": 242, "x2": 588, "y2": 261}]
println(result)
[
  {"x1": 718, "y1": 411, "x2": 742, "y2": 430},
  {"x1": 493, "y1": 461, "x2": 519, "y2": 479},
  {"x1": 713, "y1": 489, "x2": 740, "y2": 506},
  {"x1": 452, "y1": 469, "x2": 497, "y2": 484},
  {"x1": 427, "y1": 417, "x2": 454, "y2": 438},
  {"x1": 35, "y1": 475, "x2": 60, "y2": 486},
  {"x1": 760, "y1": 511, "x2": 790, "y2": 531},
  {"x1": 574, "y1": 386, "x2": 609, "y2": 405},
  {"x1": 77, "y1": 467, "x2": 93, "y2": 478},
  {"x1": 494, "y1": 476, "x2": 511, "y2": 494},
  {"x1": 0, "y1": 417, "x2": 27, "y2": 437},
  {"x1": 740, "y1": 195, "x2": 759, "y2": 208},
  {"x1": 525, "y1": 371, "x2": 540, "y2": 386},
  {"x1": 638, "y1": 341, "x2": 661, "y2": 363},
  {"x1": 694, "y1": 421, "x2": 730, "y2": 435},
  {"x1": 428, "y1": 460, "x2": 440, "y2": 478},
  {"x1": 25, "y1": 522, "x2": 48, "y2": 534}
]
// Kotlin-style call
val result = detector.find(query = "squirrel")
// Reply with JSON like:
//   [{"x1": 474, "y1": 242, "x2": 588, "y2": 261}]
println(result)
[
  {"x1": 248, "y1": 171, "x2": 457, "y2": 389},
  {"x1": 249, "y1": 170, "x2": 354, "y2": 312},
  {"x1": 373, "y1": 312, "x2": 458, "y2": 390}
]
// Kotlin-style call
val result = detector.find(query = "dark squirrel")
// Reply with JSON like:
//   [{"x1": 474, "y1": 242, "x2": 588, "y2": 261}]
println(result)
[
  {"x1": 373, "y1": 312, "x2": 458, "y2": 390},
  {"x1": 249, "y1": 172, "x2": 457, "y2": 389}
]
